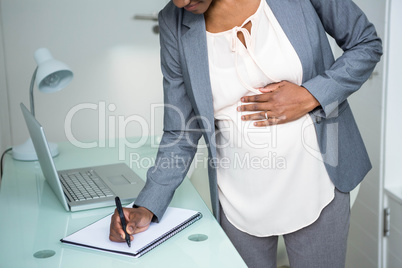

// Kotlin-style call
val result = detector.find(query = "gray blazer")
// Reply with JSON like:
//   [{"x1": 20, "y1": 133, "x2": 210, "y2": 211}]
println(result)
[{"x1": 135, "y1": 0, "x2": 382, "y2": 222}]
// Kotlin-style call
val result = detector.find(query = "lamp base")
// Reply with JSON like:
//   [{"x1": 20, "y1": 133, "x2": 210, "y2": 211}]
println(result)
[{"x1": 12, "y1": 138, "x2": 59, "y2": 161}]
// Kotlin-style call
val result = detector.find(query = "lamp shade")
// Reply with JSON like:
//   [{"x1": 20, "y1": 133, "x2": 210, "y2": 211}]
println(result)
[
  {"x1": 34, "y1": 48, "x2": 73, "y2": 93},
  {"x1": 12, "y1": 48, "x2": 73, "y2": 161}
]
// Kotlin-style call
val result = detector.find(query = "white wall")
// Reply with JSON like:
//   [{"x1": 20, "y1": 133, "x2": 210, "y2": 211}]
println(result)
[
  {"x1": 0, "y1": 3, "x2": 11, "y2": 153},
  {"x1": 384, "y1": 0, "x2": 402, "y2": 266},
  {"x1": 0, "y1": 0, "x2": 167, "y2": 150},
  {"x1": 323, "y1": 0, "x2": 389, "y2": 267},
  {"x1": 384, "y1": 0, "x2": 402, "y2": 190},
  {"x1": 346, "y1": 0, "x2": 387, "y2": 267}
]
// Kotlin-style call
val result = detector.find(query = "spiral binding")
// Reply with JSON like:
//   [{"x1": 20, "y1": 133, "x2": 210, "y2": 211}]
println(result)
[{"x1": 135, "y1": 212, "x2": 203, "y2": 257}]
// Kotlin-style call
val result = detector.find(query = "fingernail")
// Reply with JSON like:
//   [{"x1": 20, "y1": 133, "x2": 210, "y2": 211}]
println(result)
[
  {"x1": 237, "y1": 107, "x2": 241, "y2": 111},
  {"x1": 241, "y1": 116, "x2": 245, "y2": 120},
  {"x1": 240, "y1": 98, "x2": 245, "y2": 102},
  {"x1": 127, "y1": 226, "x2": 134, "y2": 234}
]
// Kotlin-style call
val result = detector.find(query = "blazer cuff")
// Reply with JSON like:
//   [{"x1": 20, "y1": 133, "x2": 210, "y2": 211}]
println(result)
[
  {"x1": 302, "y1": 76, "x2": 345, "y2": 118},
  {"x1": 133, "y1": 178, "x2": 177, "y2": 223}
]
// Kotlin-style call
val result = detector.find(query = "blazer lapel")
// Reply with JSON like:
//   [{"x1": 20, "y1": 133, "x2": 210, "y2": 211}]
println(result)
[
  {"x1": 181, "y1": 12, "x2": 214, "y2": 116},
  {"x1": 181, "y1": 12, "x2": 216, "y2": 155},
  {"x1": 266, "y1": 0, "x2": 315, "y2": 82}
]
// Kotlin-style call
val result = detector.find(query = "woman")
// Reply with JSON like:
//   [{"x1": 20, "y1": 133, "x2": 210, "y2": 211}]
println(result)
[{"x1": 110, "y1": 0, "x2": 382, "y2": 267}]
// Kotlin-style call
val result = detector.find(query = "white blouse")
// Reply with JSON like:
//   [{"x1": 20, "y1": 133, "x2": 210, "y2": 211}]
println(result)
[{"x1": 206, "y1": 0, "x2": 335, "y2": 236}]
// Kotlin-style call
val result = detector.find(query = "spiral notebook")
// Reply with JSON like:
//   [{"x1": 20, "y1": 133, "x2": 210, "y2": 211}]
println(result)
[{"x1": 61, "y1": 205, "x2": 202, "y2": 258}]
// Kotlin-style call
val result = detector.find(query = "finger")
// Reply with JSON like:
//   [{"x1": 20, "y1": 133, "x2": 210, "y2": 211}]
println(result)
[
  {"x1": 109, "y1": 212, "x2": 127, "y2": 242},
  {"x1": 241, "y1": 111, "x2": 267, "y2": 121},
  {"x1": 122, "y1": 208, "x2": 135, "y2": 234},
  {"x1": 126, "y1": 222, "x2": 136, "y2": 235},
  {"x1": 253, "y1": 118, "x2": 280, "y2": 127},
  {"x1": 259, "y1": 82, "x2": 282, "y2": 93},
  {"x1": 253, "y1": 115, "x2": 286, "y2": 127},
  {"x1": 126, "y1": 211, "x2": 151, "y2": 235},
  {"x1": 237, "y1": 103, "x2": 268, "y2": 112},
  {"x1": 133, "y1": 224, "x2": 150, "y2": 234},
  {"x1": 127, "y1": 217, "x2": 151, "y2": 235},
  {"x1": 240, "y1": 93, "x2": 271, "y2": 103}
]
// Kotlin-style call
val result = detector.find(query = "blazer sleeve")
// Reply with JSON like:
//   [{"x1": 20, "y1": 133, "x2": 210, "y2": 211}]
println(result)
[
  {"x1": 134, "y1": 7, "x2": 203, "y2": 222},
  {"x1": 302, "y1": 0, "x2": 383, "y2": 117}
]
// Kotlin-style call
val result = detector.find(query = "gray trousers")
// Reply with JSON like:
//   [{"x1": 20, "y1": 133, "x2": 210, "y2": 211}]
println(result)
[{"x1": 220, "y1": 189, "x2": 350, "y2": 268}]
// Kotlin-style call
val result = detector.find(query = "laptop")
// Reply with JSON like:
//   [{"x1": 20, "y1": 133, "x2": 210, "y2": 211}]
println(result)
[{"x1": 20, "y1": 103, "x2": 145, "y2": 212}]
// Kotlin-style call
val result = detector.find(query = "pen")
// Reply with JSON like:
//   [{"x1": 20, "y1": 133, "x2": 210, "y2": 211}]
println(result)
[{"x1": 115, "y1": 196, "x2": 131, "y2": 247}]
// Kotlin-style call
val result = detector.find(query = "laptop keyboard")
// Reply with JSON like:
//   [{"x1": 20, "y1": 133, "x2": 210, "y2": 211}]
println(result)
[{"x1": 60, "y1": 170, "x2": 114, "y2": 202}]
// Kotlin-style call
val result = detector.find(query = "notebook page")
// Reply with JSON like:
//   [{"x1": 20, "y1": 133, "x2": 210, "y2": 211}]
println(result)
[{"x1": 61, "y1": 205, "x2": 201, "y2": 256}]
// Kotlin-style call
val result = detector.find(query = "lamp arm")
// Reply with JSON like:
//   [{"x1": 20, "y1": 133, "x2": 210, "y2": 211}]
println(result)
[{"x1": 29, "y1": 67, "x2": 38, "y2": 117}]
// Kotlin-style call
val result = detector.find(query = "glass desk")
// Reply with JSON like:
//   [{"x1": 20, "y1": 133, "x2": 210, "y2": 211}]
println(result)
[{"x1": 0, "y1": 138, "x2": 246, "y2": 267}]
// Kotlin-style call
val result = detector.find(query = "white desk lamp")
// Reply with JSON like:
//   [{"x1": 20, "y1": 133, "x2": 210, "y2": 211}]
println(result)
[{"x1": 12, "y1": 48, "x2": 73, "y2": 161}]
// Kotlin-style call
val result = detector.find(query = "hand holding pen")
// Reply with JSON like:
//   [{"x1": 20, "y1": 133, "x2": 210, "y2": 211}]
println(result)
[{"x1": 109, "y1": 198, "x2": 154, "y2": 245}]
